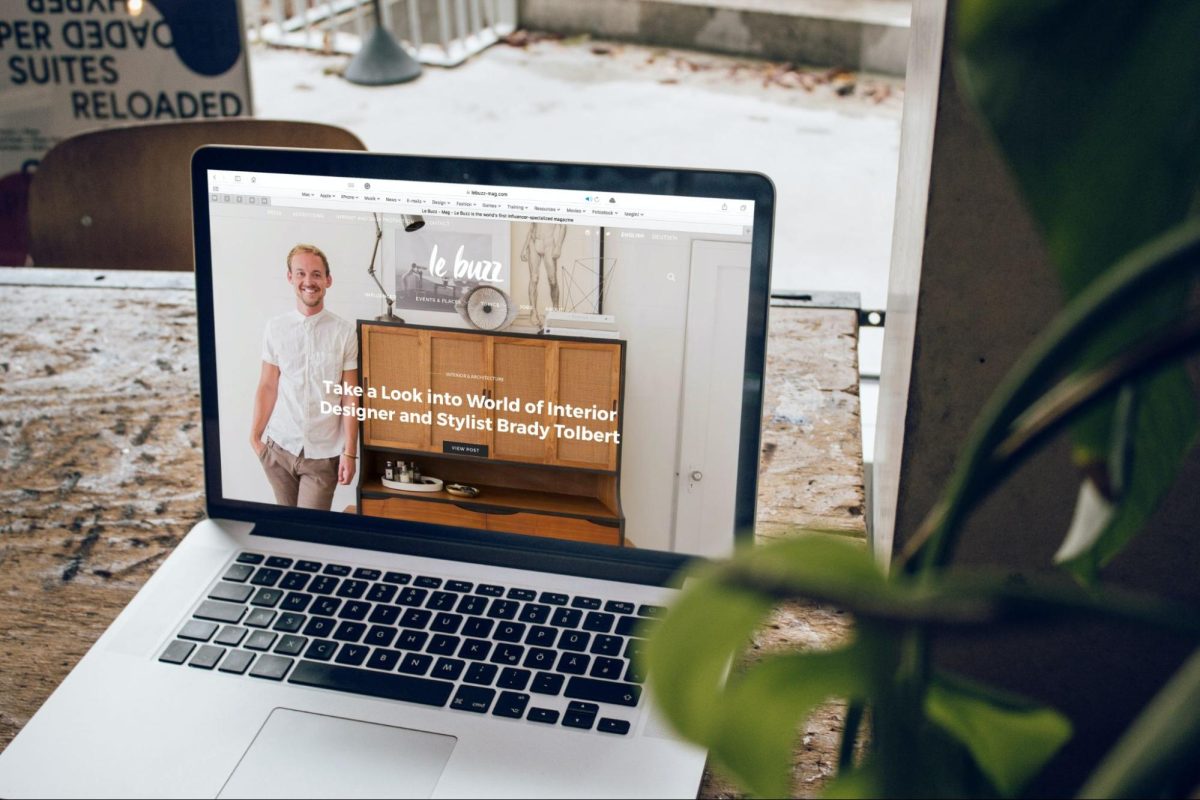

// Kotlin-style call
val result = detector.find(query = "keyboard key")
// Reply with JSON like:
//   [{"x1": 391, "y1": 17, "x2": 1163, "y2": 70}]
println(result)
[
  {"x1": 459, "y1": 639, "x2": 492, "y2": 661},
  {"x1": 427, "y1": 591, "x2": 457, "y2": 611},
  {"x1": 282, "y1": 592, "x2": 313, "y2": 613},
  {"x1": 487, "y1": 600, "x2": 519, "y2": 620},
  {"x1": 506, "y1": 588, "x2": 536, "y2": 601},
  {"x1": 365, "y1": 625, "x2": 397, "y2": 648},
  {"x1": 432, "y1": 613, "x2": 462, "y2": 634},
  {"x1": 366, "y1": 584, "x2": 397, "y2": 604},
  {"x1": 457, "y1": 596, "x2": 488, "y2": 616},
  {"x1": 565, "y1": 677, "x2": 641, "y2": 707},
  {"x1": 159, "y1": 640, "x2": 194, "y2": 664},
  {"x1": 494, "y1": 622, "x2": 526, "y2": 643},
  {"x1": 490, "y1": 644, "x2": 524, "y2": 665},
  {"x1": 556, "y1": 653, "x2": 590, "y2": 675},
  {"x1": 525, "y1": 626, "x2": 557, "y2": 647},
  {"x1": 219, "y1": 649, "x2": 255, "y2": 674},
  {"x1": 604, "y1": 601, "x2": 635, "y2": 615},
  {"x1": 551, "y1": 608, "x2": 582, "y2": 628},
  {"x1": 383, "y1": 571, "x2": 412, "y2": 585},
  {"x1": 563, "y1": 709, "x2": 596, "y2": 730},
  {"x1": 250, "y1": 654, "x2": 294, "y2": 681},
  {"x1": 250, "y1": 588, "x2": 283, "y2": 607},
  {"x1": 396, "y1": 630, "x2": 428, "y2": 651},
  {"x1": 275, "y1": 635, "x2": 308, "y2": 656},
  {"x1": 336, "y1": 580, "x2": 368, "y2": 599},
  {"x1": 308, "y1": 576, "x2": 339, "y2": 595},
  {"x1": 598, "y1": 718, "x2": 631, "y2": 735},
  {"x1": 519, "y1": 604, "x2": 551, "y2": 624},
  {"x1": 265, "y1": 556, "x2": 293, "y2": 569},
  {"x1": 615, "y1": 616, "x2": 642, "y2": 636},
  {"x1": 397, "y1": 588, "x2": 428, "y2": 606},
  {"x1": 475, "y1": 584, "x2": 504, "y2": 597},
  {"x1": 335, "y1": 644, "x2": 369, "y2": 666},
  {"x1": 583, "y1": 612, "x2": 615, "y2": 633},
  {"x1": 428, "y1": 635, "x2": 460, "y2": 656},
  {"x1": 498, "y1": 668, "x2": 530, "y2": 691},
  {"x1": 559, "y1": 630, "x2": 590, "y2": 652},
  {"x1": 305, "y1": 639, "x2": 337, "y2": 661},
  {"x1": 332, "y1": 622, "x2": 366, "y2": 642},
  {"x1": 353, "y1": 568, "x2": 381, "y2": 581},
  {"x1": 246, "y1": 630, "x2": 277, "y2": 651},
  {"x1": 625, "y1": 661, "x2": 646, "y2": 684},
  {"x1": 527, "y1": 707, "x2": 559, "y2": 724},
  {"x1": 462, "y1": 618, "x2": 494, "y2": 638},
  {"x1": 210, "y1": 578, "x2": 254, "y2": 604},
  {"x1": 638, "y1": 604, "x2": 667, "y2": 618},
  {"x1": 272, "y1": 612, "x2": 306, "y2": 633},
  {"x1": 464, "y1": 663, "x2": 498, "y2": 685},
  {"x1": 571, "y1": 596, "x2": 601, "y2": 610},
  {"x1": 323, "y1": 564, "x2": 351, "y2": 576},
  {"x1": 290, "y1": 661, "x2": 452, "y2": 706},
  {"x1": 236, "y1": 552, "x2": 264, "y2": 564},
  {"x1": 624, "y1": 638, "x2": 646, "y2": 661},
  {"x1": 222, "y1": 563, "x2": 254, "y2": 582},
  {"x1": 338, "y1": 601, "x2": 371, "y2": 621},
  {"x1": 279, "y1": 572, "x2": 310, "y2": 591},
  {"x1": 493, "y1": 691, "x2": 530, "y2": 719},
  {"x1": 531, "y1": 672, "x2": 564, "y2": 695},
  {"x1": 450, "y1": 685, "x2": 494, "y2": 713},
  {"x1": 244, "y1": 608, "x2": 276, "y2": 628},
  {"x1": 194, "y1": 600, "x2": 245, "y2": 624},
  {"x1": 523, "y1": 648, "x2": 556, "y2": 671},
  {"x1": 415, "y1": 576, "x2": 443, "y2": 589},
  {"x1": 366, "y1": 649, "x2": 402, "y2": 671},
  {"x1": 189, "y1": 645, "x2": 225, "y2": 670},
  {"x1": 294, "y1": 560, "x2": 322, "y2": 573},
  {"x1": 590, "y1": 635, "x2": 623, "y2": 656},
  {"x1": 179, "y1": 620, "x2": 218, "y2": 642},
  {"x1": 433, "y1": 657, "x2": 465, "y2": 681},
  {"x1": 368, "y1": 605, "x2": 401, "y2": 626},
  {"x1": 302, "y1": 617, "x2": 337, "y2": 638},
  {"x1": 445, "y1": 580, "x2": 473, "y2": 593},
  {"x1": 400, "y1": 653, "x2": 433, "y2": 675},
  {"x1": 401, "y1": 609, "x2": 432, "y2": 629},
  {"x1": 250, "y1": 568, "x2": 283, "y2": 587},
  {"x1": 214, "y1": 626, "x2": 247, "y2": 647},
  {"x1": 539, "y1": 592, "x2": 568, "y2": 606},
  {"x1": 591, "y1": 657, "x2": 625, "y2": 681}
]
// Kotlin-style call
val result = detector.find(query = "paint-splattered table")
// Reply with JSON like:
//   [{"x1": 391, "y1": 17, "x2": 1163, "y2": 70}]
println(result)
[{"x1": 0, "y1": 269, "x2": 864, "y2": 797}]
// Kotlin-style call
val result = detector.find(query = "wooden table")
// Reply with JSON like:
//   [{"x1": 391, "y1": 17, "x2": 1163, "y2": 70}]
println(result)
[{"x1": 0, "y1": 269, "x2": 864, "y2": 797}]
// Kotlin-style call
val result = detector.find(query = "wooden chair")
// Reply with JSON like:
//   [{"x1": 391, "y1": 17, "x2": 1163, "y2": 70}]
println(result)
[{"x1": 27, "y1": 120, "x2": 367, "y2": 271}]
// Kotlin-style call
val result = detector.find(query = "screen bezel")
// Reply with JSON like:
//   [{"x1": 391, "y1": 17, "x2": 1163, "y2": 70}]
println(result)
[{"x1": 192, "y1": 145, "x2": 774, "y2": 587}]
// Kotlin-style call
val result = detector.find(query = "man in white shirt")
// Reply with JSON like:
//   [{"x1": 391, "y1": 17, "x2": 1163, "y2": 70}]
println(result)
[{"x1": 250, "y1": 244, "x2": 359, "y2": 510}]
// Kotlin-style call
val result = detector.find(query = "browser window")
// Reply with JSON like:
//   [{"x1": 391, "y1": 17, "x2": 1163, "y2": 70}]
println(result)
[{"x1": 207, "y1": 170, "x2": 754, "y2": 558}]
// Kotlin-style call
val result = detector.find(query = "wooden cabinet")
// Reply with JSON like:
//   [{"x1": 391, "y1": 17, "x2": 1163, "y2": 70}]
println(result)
[{"x1": 357, "y1": 321, "x2": 626, "y2": 547}]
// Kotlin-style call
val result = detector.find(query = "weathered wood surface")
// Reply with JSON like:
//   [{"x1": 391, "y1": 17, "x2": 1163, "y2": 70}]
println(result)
[{"x1": 0, "y1": 280, "x2": 863, "y2": 797}]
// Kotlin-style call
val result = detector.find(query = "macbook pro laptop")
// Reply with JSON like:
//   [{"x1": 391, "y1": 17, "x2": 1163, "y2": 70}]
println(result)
[{"x1": 0, "y1": 147, "x2": 773, "y2": 798}]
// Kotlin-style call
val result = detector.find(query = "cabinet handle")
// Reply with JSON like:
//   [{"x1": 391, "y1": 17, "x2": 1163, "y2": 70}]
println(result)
[{"x1": 612, "y1": 399, "x2": 617, "y2": 412}]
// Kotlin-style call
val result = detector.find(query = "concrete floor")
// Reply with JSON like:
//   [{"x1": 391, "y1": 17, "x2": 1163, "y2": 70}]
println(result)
[{"x1": 248, "y1": 37, "x2": 902, "y2": 458}]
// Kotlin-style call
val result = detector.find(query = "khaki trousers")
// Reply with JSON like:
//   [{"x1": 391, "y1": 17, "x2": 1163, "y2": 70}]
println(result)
[{"x1": 259, "y1": 438, "x2": 339, "y2": 511}]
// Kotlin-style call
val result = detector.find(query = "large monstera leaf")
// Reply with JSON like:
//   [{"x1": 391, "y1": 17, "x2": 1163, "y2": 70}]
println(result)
[{"x1": 955, "y1": 0, "x2": 1200, "y2": 577}]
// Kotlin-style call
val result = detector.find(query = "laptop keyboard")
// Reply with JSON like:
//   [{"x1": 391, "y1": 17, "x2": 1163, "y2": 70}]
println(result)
[{"x1": 158, "y1": 552, "x2": 662, "y2": 736}]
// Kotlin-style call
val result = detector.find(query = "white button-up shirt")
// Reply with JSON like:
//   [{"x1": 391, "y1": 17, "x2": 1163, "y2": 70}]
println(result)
[{"x1": 261, "y1": 308, "x2": 358, "y2": 459}]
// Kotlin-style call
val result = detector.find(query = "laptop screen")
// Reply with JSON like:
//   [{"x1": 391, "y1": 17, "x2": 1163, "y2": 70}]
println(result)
[{"x1": 198, "y1": 156, "x2": 769, "y2": 562}]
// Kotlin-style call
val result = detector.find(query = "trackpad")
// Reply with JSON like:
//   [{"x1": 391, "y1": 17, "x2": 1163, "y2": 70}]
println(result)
[{"x1": 219, "y1": 708, "x2": 457, "y2": 799}]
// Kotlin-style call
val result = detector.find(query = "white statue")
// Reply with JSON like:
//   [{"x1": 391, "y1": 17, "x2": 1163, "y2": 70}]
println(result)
[{"x1": 520, "y1": 223, "x2": 567, "y2": 328}]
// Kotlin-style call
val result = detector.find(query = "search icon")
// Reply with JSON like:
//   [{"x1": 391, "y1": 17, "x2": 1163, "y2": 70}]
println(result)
[{"x1": 666, "y1": 272, "x2": 676, "y2": 282}]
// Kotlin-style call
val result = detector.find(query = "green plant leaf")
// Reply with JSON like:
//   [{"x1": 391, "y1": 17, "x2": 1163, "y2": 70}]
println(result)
[
  {"x1": 644, "y1": 562, "x2": 773, "y2": 743},
  {"x1": 956, "y1": 0, "x2": 1200, "y2": 568},
  {"x1": 709, "y1": 648, "x2": 869, "y2": 798},
  {"x1": 925, "y1": 671, "x2": 1072, "y2": 797},
  {"x1": 1082, "y1": 645, "x2": 1200, "y2": 798}
]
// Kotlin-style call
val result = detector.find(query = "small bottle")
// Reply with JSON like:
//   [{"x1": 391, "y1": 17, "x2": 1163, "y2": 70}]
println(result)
[
  {"x1": 411, "y1": 462, "x2": 422, "y2": 482},
  {"x1": 399, "y1": 462, "x2": 412, "y2": 483},
  {"x1": 384, "y1": 460, "x2": 394, "y2": 481}
]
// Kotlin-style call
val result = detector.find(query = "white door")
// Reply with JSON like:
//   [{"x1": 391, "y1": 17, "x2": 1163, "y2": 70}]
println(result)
[{"x1": 672, "y1": 241, "x2": 752, "y2": 557}]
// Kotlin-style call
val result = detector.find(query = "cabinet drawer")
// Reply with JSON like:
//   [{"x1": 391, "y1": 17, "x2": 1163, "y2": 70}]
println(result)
[
  {"x1": 486, "y1": 511, "x2": 621, "y2": 547},
  {"x1": 361, "y1": 496, "x2": 487, "y2": 530}
]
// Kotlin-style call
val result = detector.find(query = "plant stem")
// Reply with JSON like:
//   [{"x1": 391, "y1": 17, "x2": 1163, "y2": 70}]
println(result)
[
  {"x1": 838, "y1": 701, "x2": 865, "y2": 772},
  {"x1": 898, "y1": 219, "x2": 1200, "y2": 573}
]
